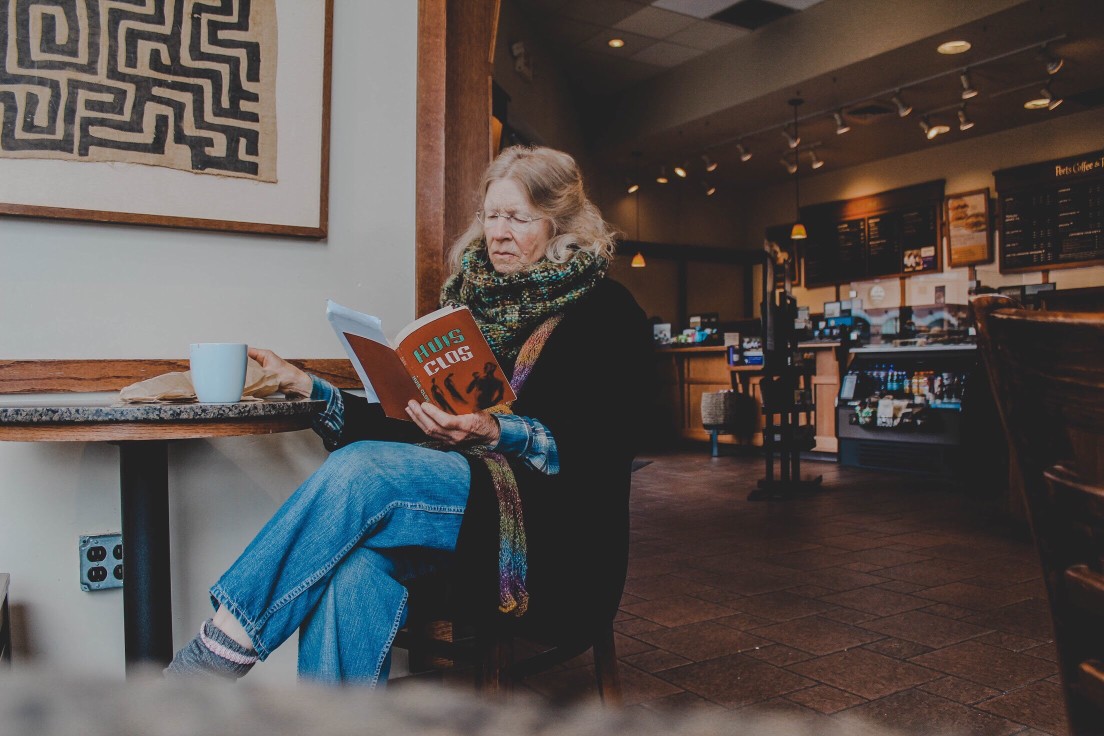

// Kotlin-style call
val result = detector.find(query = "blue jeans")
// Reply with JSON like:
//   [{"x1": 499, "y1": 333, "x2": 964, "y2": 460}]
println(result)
[{"x1": 209, "y1": 440, "x2": 470, "y2": 687}]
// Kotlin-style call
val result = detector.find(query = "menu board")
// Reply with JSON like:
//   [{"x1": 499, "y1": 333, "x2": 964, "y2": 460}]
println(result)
[
  {"x1": 799, "y1": 181, "x2": 944, "y2": 287},
  {"x1": 996, "y1": 150, "x2": 1104, "y2": 273}
]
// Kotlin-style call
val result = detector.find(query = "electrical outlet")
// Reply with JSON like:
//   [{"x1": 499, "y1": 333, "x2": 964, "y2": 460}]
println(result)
[{"x1": 79, "y1": 534, "x2": 123, "y2": 591}]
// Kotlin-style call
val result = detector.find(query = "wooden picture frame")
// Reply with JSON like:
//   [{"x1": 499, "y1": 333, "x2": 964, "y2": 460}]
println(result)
[
  {"x1": 0, "y1": 0, "x2": 333, "y2": 238},
  {"x1": 945, "y1": 188, "x2": 993, "y2": 267}
]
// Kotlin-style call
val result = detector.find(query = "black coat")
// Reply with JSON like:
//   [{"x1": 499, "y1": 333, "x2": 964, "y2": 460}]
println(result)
[{"x1": 334, "y1": 278, "x2": 653, "y2": 645}]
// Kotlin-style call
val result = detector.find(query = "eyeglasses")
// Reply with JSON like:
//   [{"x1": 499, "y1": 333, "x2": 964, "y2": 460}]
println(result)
[{"x1": 477, "y1": 210, "x2": 547, "y2": 231}]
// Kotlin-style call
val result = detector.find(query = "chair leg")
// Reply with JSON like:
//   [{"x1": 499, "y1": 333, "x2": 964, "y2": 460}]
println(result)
[
  {"x1": 592, "y1": 625, "x2": 622, "y2": 706},
  {"x1": 479, "y1": 631, "x2": 513, "y2": 699}
]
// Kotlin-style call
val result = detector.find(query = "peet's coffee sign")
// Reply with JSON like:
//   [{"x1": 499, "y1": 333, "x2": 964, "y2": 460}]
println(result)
[
  {"x1": 1055, "y1": 154, "x2": 1104, "y2": 179},
  {"x1": 996, "y1": 149, "x2": 1104, "y2": 190}
]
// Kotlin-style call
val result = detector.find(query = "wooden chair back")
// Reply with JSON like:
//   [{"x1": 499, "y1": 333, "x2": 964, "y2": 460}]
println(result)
[{"x1": 974, "y1": 295, "x2": 1104, "y2": 733}]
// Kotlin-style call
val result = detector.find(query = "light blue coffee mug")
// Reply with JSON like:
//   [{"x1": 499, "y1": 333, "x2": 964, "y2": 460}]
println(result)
[{"x1": 189, "y1": 343, "x2": 248, "y2": 403}]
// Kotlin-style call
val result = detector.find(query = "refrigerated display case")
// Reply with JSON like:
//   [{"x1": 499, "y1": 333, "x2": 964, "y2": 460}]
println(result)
[{"x1": 837, "y1": 344, "x2": 977, "y2": 475}]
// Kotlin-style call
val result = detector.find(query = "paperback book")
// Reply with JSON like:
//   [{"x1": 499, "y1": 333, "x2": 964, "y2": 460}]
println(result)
[{"x1": 326, "y1": 300, "x2": 516, "y2": 420}]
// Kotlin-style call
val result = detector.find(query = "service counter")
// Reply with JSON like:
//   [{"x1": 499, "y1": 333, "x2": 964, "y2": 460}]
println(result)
[{"x1": 655, "y1": 342, "x2": 841, "y2": 452}]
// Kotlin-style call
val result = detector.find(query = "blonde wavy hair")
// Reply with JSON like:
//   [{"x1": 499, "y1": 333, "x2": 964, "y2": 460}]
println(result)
[{"x1": 447, "y1": 146, "x2": 618, "y2": 275}]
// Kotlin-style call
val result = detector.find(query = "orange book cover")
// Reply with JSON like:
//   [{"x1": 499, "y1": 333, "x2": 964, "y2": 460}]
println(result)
[{"x1": 327, "y1": 301, "x2": 515, "y2": 420}]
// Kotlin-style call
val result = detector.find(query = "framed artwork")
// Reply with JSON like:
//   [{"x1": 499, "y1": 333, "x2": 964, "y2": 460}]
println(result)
[
  {"x1": 0, "y1": 0, "x2": 333, "y2": 238},
  {"x1": 945, "y1": 188, "x2": 993, "y2": 267}
]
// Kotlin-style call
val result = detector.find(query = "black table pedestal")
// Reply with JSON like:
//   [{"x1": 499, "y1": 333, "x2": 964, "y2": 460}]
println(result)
[{"x1": 119, "y1": 441, "x2": 173, "y2": 673}]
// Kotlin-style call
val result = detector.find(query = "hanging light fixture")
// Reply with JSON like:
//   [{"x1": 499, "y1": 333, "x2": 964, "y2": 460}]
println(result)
[
  {"x1": 957, "y1": 104, "x2": 975, "y2": 131},
  {"x1": 833, "y1": 110, "x2": 851, "y2": 135},
  {"x1": 701, "y1": 154, "x2": 718, "y2": 172},
  {"x1": 920, "y1": 115, "x2": 950, "y2": 140},
  {"x1": 656, "y1": 166, "x2": 669, "y2": 184},
  {"x1": 959, "y1": 70, "x2": 978, "y2": 99},
  {"x1": 736, "y1": 142, "x2": 752, "y2": 162},
  {"x1": 631, "y1": 151, "x2": 645, "y2": 267},
  {"x1": 782, "y1": 124, "x2": 800, "y2": 149},
  {"x1": 892, "y1": 91, "x2": 913, "y2": 117},
  {"x1": 1041, "y1": 43, "x2": 1064, "y2": 75},
  {"x1": 789, "y1": 98, "x2": 806, "y2": 241}
]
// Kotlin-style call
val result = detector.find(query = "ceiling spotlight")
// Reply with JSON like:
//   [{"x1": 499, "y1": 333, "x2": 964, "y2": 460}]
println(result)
[
  {"x1": 607, "y1": 38, "x2": 625, "y2": 48},
  {"x1": 959, "y1": 70, "x2": 978, "y2": 100},
  {"x1": 736, "y1": 143, "x2": 752, "y2": 162},
  {"x1": 701, "y1": 154, "x2": 718, "y2": 172},
  {"x1": 1042, "y1": 44, "x2": 1064, "y2": 75},
  {"x1": 782, "y1": 125, "x2": 800, "y2": 149},
  {"x1": 780, "y1": 156, "x2": 797, "y2": 175},
  {"x1": 892, "y1": 92, "x2": 913, "y2": 117},
  {"x1": 957, "y1": 105, "x2": 975, "y2": 131},
  {"x1": 809, "y1": 150, "x2": 824, "y2": 169},
  {"x1": 937, "y1": 40, "x2": 972, "y2": 55},
  {"x1": 920, "y1": 115, "x2": 951, "y2": 140},
  {"x1": 833, "y1": 111, "x2": 851, "y2": 135},
  {"x1": 656, "y1": 166, "x2": 669, "y2": 184},
  {"x1": 1026, "y1": 84, "x2": 1062, "y2": 111},
  {"x1": 673, "y1": 163, "x2": 688, "y2": 178}
]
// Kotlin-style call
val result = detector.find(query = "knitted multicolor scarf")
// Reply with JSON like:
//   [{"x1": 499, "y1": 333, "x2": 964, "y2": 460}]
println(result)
[
  {"x1": 439, "y1": 240, "x2": 606, "y2": 616},
  {"x1": 440, "y1": 238, "x2": 607, "y2": 363}
]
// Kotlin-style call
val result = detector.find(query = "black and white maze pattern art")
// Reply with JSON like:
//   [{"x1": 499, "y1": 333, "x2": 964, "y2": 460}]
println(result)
[{"x1": 0, "y1": 0, "x2": 277, "y2": 181}]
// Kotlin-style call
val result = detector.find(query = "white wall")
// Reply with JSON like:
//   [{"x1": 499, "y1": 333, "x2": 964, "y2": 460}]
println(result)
[{"x1": 0, "y1": 1, "x2": 418, "y2": 683}]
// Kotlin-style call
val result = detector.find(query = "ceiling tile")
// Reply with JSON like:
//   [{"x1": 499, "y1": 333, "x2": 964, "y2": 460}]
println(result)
[
  {"x1": 665, "y1": 19, "x2": 747, "y2": 50},
  {"x1": 540, "y1": 15, "x2": 606, "y2": 46},
  {"x1": 651, "y1": 0, "x2": 743, "y2": 20},
  {"x1": 711, "y1": 0, "x2": 795, "y2": 29},
  {"x1": 630, "y1": 41, "x2": 705, "y2": 67},
  {"x1": 771, "y1": 0, "x2": 826, "y2": 9},
  {"x1": 614, "y1": 6, "x2": 698, "y2": 39},
  {"x1": 558, "y1": 0, "x2": 642, "y2": 26},
  {"x1": 579, "y1": 29, "x2": 658, "y2": 56}
]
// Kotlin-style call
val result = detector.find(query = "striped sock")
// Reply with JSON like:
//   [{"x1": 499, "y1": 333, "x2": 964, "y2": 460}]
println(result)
[{"x1": 164, "y1": 618, "x2": 258, "y2": 680}]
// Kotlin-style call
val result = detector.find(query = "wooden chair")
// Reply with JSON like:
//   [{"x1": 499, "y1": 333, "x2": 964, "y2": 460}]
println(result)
[
  {"x1": 974, "y1": 295, "x2": 1104, "y2": 735},
  {"x1": 393, "y1": 575, "x2": 622, "y2": 704}
]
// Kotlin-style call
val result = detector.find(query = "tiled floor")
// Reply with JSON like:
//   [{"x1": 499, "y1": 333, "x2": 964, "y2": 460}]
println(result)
[{"x1": 520, "y1": 450, "x2": 1068, "y2": 736}]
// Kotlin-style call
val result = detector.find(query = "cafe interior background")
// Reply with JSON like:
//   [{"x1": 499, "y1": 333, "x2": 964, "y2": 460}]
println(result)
[{"x1": 2, "y1": 0, "x2": 1104, "y2": 685}]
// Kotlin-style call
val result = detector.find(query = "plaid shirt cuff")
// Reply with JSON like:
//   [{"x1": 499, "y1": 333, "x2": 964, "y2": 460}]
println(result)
[
  {"x1": 310, "y1": 376, "x2": 345, "y2": 450},
  {"x1": 492, "y1": 413, "x2": 559, "y2": 476}
]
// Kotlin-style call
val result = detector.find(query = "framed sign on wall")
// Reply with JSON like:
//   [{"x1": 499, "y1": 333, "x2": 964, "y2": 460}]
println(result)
[
  {"x1": 0, "y1": 0, "x2": 333, "y2": 238},
  {"x1": 945, "y1": 189, "x2": 993, "y2": 267}
]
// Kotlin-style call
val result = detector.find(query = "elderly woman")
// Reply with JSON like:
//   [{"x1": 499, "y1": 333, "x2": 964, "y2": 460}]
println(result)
[{"x1": 167, "y1": 146, "x2": 652, "y2": 685}]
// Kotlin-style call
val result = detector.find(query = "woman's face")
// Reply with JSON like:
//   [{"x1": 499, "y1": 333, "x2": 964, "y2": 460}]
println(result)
[{"x1": 482, "y1": 178, "x2": 553, "y2": 274}]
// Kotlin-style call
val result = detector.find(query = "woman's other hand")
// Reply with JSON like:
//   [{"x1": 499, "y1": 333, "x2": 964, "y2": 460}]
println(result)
[
  {"x1": 405, "y1": 401, "x2": 501, "y2": 446},
  {"x1": 248, "y1": 347, "x2": 313, "y2": 398}
]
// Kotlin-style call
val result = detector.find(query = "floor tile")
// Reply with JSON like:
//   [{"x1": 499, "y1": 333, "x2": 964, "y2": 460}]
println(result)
[
  {"x1": 861, "y1": 609, "x2": 992, "y2": 648},
  {"x1": 820, "y1": 587, "x2": 932, "y2": 616},
  {"x1": 754, "y1": 615, "x2": 884, "y2": 655},
  {"x1": 918, "y1": 675, "x2": 1001, "y2": 705},
  {"x1": 634, "y1": 620, "x2": 770, "y2": 661},
  {"x1": 791, "y1": 648, "x2": 940, "y2": 699},
  {"x1": 658, "y1": 653, "x2": 815, "y2": 708},
  {"x1": 785, "y1": 684, "x2": 868, "y2": 714},
  {"x1": 620, "y1": 594, "x2": 739, "y2": 627},
  {"x1": 910, "y1": 640, "x2": 1057, "y2": 691},
  {"x1": 843, "y1": 689, "x2": 1023, "y2": 736},
  {"x1": 976, "y1": 680, "x2": 1069, "y2": 735}
]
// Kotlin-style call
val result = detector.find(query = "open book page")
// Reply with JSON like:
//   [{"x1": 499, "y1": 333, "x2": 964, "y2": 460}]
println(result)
[
  {"x1": 393, "y1": 306, "x2": 516, "y2": 413},
  {"x1": 326, "y1": 300, "x2": 425, "y2": 418}
]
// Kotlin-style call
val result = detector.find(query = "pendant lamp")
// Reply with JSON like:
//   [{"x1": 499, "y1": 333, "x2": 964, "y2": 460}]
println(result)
[{"x1": 789, "y1": 98, "x2": 807, "y2": 240}]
